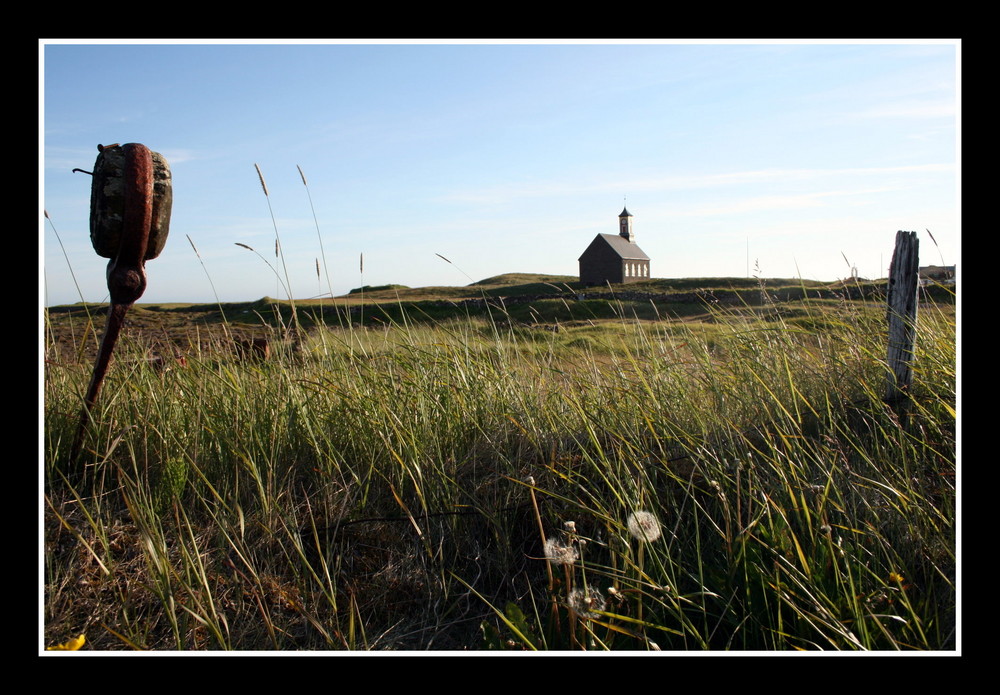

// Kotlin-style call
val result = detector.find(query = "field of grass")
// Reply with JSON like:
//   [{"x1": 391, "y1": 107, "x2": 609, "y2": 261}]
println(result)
[{"x1": 42, "y1": 280, "x2": 957, "y2": 652}]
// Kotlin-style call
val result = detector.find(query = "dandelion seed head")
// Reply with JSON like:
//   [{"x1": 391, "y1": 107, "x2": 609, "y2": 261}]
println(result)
[
  {"x1": 627, "y1": 510, "x2": 662, "y2": 542},
  {"x1": 566, "y1": 587, "x2": 605, "y2": 618},
  {"x1": 543, "y1": 537, "x2": 578, "y2": 566}
]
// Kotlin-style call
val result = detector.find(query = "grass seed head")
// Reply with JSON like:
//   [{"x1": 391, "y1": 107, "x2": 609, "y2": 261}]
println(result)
[{"x1": 254, "y1": 163, "x2": 269, "y2": 197}]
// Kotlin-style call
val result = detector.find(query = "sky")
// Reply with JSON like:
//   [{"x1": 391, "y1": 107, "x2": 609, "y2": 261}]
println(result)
[{"x1": 40, "y1": 40, "x2": 959, "y2": 306}]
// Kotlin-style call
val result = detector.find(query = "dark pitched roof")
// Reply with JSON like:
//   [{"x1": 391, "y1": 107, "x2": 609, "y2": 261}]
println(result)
[
  {"x1": 620, "y1": 206, "x2": 632, "y2": 217},
  {"x1": 579, "y1": 234, "x2": 650, "y2": 261}
]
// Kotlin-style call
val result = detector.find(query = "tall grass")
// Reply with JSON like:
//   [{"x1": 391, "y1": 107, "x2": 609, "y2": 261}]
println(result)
[
  {"x1": 43, "y1": 288, "x2": 956, "y2": 650},
  {"x1": 43, "y1": 166, "x2": 955, "y2": 650}
]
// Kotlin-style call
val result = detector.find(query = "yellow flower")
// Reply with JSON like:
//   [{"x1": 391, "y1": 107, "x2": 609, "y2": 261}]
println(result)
[
  {"x1": 47, "y1": 634, "x2": 86, "y2": 651},
  {"x1": 888, "y1": 572, "x2": 905, "y2": 584}
]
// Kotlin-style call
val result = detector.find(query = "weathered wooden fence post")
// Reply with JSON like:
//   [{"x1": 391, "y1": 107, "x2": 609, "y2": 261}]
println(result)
[{"x1": 885, "y1": 230, "x2": 919, "y2": 410}]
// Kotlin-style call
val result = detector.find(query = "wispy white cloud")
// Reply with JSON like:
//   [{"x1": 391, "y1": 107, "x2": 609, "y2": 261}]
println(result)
[
  {"x1": 43, "y1": 145, "x2": 100, "y2": 172},
  {"x1": 159, "y1": 148, "x2": 199, "y2": 165},
  {"x1": 643, "y1": 164, "x2": 953, "y2": 190},
  {"x1": 675, "y1": 187, "x2": 899, "y2": 217},
  {"x1": 845, "y1": 99, "x2": 955, "y2": 121},
  {"x1": 435, "y1": 163, "x2": 955, "y2": 206}
]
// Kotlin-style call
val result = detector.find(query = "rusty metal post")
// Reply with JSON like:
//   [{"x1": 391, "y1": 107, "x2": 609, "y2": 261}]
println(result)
[{"x1": 69, "y1": 143, "x2": 172, "y2": 466}]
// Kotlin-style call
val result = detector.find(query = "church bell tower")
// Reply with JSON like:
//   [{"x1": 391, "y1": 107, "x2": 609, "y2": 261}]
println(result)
[{"x1": 619, "y1": 206, "x2": 634, "y2": 243}]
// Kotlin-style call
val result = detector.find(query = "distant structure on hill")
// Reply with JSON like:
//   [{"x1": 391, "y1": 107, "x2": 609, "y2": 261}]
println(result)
[
  {"x1": 918, "y1": 265, "x2": 955, "y2": 286},
  {"x1": 578, "y1": 207, "x2": 651, "y2": 285}
]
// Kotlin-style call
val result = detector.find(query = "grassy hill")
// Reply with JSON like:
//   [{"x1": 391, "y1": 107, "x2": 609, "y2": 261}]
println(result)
[
  {"x1": 43, "y1": 268, "x2": 957, "y2": 651},
  {"x1": 44, "y1": 273, "x2": 953, "y2": 355}
]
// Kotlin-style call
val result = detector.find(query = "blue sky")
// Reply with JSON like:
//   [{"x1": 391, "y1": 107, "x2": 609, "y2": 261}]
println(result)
[{"x1": 41, "y1": 40, "x2": 959, "y2": 306}]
